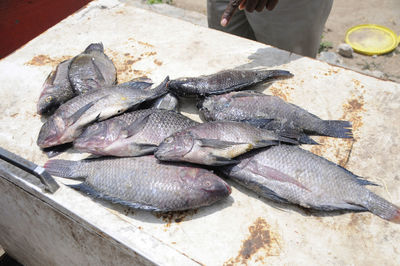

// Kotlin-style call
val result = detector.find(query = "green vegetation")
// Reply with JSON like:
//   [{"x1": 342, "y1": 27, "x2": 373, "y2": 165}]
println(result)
[{"x1": 318, "y1": 35, "x2": 333, "y2": 53}]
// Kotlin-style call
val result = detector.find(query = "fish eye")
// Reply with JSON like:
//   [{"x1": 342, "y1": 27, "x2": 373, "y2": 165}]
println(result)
[
  {"x1": 45, "y1": 96, "x2": 53, "y2": 103},
  {"x1": 204, "y1": 181, "x2": 212, "y2": 187},
  {"x1": 164, "y1": 136, "x2": 174, "y2": 143}
]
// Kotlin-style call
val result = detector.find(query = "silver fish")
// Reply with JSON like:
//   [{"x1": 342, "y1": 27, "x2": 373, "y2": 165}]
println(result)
[
  {"x1": 37, "y1": 77, "x2": 169, "y2": 148},
  {"x1": 44, "y1": 156, "x2": 231, "y2": 211},
  {"x1": 167, "y1": 69, "x2": 293, "y2": 97},
  {"x1": 37, "y1": 59, "x2": 75, "y2": 115},
  {"x1": 222, "y1": 145, "x2": 400, "y2": 223},
  {"x1": 198, "y1": 91, "x2": 353, "y2": 142},
  {"x1": 155, "y1": 121, "x2": 298, "y2": 166},
  {"x1": 68, "y1": 43, "x2": 117, "y2": 94},
  {"x1": 74, "y1": 109, "x2": 199, "y2": 157}
]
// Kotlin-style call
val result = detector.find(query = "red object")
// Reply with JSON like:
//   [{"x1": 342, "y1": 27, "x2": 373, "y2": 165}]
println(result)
[{"x1": 0, "y1": 0, "x2": 92, "y2": 59}]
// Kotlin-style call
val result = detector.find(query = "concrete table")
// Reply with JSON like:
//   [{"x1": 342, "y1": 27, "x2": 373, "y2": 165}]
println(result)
[{"x1": 0, "y1": 0, "x2": 399, "y2": 265}]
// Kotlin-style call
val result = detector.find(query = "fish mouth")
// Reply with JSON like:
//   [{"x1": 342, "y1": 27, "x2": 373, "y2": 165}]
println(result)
[
  {"x1": 37, "y1": 117, "x2": 66, "y2": 148},
  {"x1": 202, "y1": 181, "x2": 232, "y2": 196}
]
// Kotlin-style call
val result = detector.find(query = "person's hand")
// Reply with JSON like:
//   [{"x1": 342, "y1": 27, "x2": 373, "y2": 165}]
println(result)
[{"x1": 220, "y1": 0, "x2": 279, "y2": 27}]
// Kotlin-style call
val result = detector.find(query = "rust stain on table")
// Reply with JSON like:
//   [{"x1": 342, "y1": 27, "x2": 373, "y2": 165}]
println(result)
[{"x1": 224, "y1": 217, "x2": 281, "y2": 265}]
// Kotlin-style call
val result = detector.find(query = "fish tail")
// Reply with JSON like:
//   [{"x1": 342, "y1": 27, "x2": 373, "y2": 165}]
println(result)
[
  {"x1": 44, "y1": 160, "x2": 86, "y2": 180},
  {"x1": 365, "y1": 192, "x2": 400, "y2": 224},
  {"x1": 152, "y1": 76, "x2": 170, "y2": 96},
  {"x1": 317, "y1": 120, "x2": 353, "y2": 139}
]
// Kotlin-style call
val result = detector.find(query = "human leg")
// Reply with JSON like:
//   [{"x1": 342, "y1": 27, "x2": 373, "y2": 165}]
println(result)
[
  {"x1": 246, "y1": 0, "x2": 333, "y2": 57},
  {"x1": 207, "y1": 0, "x2": 256, "y2": 41}
]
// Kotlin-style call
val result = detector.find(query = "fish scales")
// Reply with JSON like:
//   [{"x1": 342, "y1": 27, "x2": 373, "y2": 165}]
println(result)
[
  {"x1": 155, "y1": 121, "x2": 299, "y2": 166},
  {"x1": 74, "y1": 109, "x2": 199, "y2": 156},
  {"x1": 168, "y1": 69, "x2": 293, "y2": 97},
  {"x1": 37, "y1": 59, "x2": 75, "y2": 115},
  {"x1": 199, "y1": 91, "x2": 353, "y2": 140},
  {"x1": 44, "y1": 156, "x2": 231, "y2": 211},
  {"x1": 37, "y1": 77, "x2": 169, "y2": 148},
  {"x1": 222, "y1": 145, "x2": 400, "y2": 223},
  {"x1": 68, "y1": 43, "x2": 117, "y2": 94}
]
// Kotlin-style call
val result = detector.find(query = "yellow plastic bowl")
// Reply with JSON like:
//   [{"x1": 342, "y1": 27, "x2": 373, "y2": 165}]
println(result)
[{"x1": 345, "y1": 24, "x2": 399, "y2": 55}]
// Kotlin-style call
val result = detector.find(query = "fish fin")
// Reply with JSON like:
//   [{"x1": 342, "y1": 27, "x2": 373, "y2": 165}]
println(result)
[
  {"x1": 43, "y1": 143, "x2": 73, "y2": 158},
  {"x1": 230, "y1": 91, "x2": 263, "y2": 98},
  {"x1": 247, "y1": 162, "x2": 310, "y2": 191},
  {"x1": 125, "y1": 113, "x2": 152, "y2": 137},
  {"x1": 198, "y1": 138, "x2": 247, "y2": 149},
  {"x1": 66, "y1": 101, "x2": 96, "y2": 126},
  {"x1": 68, "y1": 183, "x2": 162, "y2": 211},
  {"x1": 44, "y1": 159, "x2": 86, "y2": 179},
  {"x1": 297, "y1": 134, "x2": 319, "y2": 145},
  {"x1": 90, "y1": 58, "x2": 106, "y2": 83},
  {"x1": 312, "y1": 202, "x2": 367, "y2": 212},
  {"x1": 127, "y1": 143, "x2": 158, "y2": 156},
  {"x1": 83, "y1": 43, "x2": 104, "y2": 53},
  {"x1": 363, "y1": 192, "x2": 400, "y2": 223},
  {"x1": 254, "y1": 136, "x2": 300, "y2": 148},
  {"x1": 121, "y1": 80, "x2": 153, "y2": 90},
  {"x1": 306, "y1": 120, "x2": 353, "y2": 139},
  {"x1": 151, "y1": 76, "x2": 170, "y2": 95},
  {"x1": 335, "y1": 164, "x2": 378, "y2": 186},
  {"x1": 274, "y1": 128, "x2": 318, "y2": 145},
  {"x1": 253, "y1": 139, "x2": 280, "y2": 148},
  {"x1": 389, "y1": 209, "x2": 400, "y2": 224},
  {"x1": 240, "y1": 118, "x2": 274, "y2": 128},
  {"x1": 210, "y1": 155, "x2": 241, "y2": 166}
]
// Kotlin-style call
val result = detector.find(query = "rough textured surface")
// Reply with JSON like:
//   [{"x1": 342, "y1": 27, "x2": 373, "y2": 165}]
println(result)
[
  {"x1": 0, "y1": 0, "x2": 399, "y2": 265},
  {"x1": 337, "y1": 43, "x2": 353, "y2": 58}
]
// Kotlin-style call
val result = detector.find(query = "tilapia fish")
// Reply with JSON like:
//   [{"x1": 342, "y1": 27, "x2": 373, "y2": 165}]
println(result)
[
  {"x1": 37, "y1": 59, "x2": 75, "y2": 115},
  {"x1": 148, "y1": 92, "x2": 180, "y2": 111},
  {"x1": 155, "y1": 121, "x2": 298, "y2": 166},
  {"x1": 167, "y1": 69, "x2": 293, "y2": 97},
  {"x1": 68, "y1": 43, "x2": 117, "y2": 94},
  {"x1": 74, "y1": 109, "x2": 199, "y2": 157},
  {"x1": 37, "y1": 77, "x2": 169, "y2": 148},
  {"x1": 44, "y1": 156, "x2": 231, "y2": 211},
  {"x1": 222, "y1": 145, "x2": 400, "y2": 223},
  {"x1": 198, "y1": 91, "x2": 353, "y2": 141}
]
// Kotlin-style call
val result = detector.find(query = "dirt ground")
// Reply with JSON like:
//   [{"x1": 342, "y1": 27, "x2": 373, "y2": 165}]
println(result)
[{"x1": 169, "y1": 0, "x2": 400, "y2": 83}]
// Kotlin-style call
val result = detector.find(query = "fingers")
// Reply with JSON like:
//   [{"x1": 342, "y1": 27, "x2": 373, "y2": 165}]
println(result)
[
  {"x1": 220, "y1": 0, "x2": 243, "y2": 27},
  {"x1": 244, "y1": 0, "x2": 258, "y2": 12},
  {"x1": 220, "y1": 0, "x2": 278, "y2": 27},
  {"x1": 255, "y1": 0, "x2": 268, "y2": 12},
  {"x1": 266, "y1": 0, "x2": 279, "y2": 10}
]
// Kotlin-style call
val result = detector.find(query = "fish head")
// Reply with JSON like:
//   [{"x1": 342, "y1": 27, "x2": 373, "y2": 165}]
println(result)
[
  {"x1": 155, "y1": 131, "x2": 195, "y2": 161},
  {"x1": 37, "y1": 85, "x2": 64, "y2": 115},
  {"x1": 73, "y1": 119, "x2": 125, "y2": 154},
  {"x1": 180, "y1": 168, "x2": 231, "y2": 208},
  {"x1": 37, "y1": 116, "x2": 66, "y2": 148}
]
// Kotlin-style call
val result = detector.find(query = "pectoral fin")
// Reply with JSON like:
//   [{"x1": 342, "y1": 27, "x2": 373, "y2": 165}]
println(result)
[{"x1": 125, "y1": 113, "x2": 152, "y2": 137}]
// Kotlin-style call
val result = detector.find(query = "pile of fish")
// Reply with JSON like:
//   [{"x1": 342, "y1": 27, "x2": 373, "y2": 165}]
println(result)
[{"x1": 37, "y1": 43, "x2": 400, "y2": 223}]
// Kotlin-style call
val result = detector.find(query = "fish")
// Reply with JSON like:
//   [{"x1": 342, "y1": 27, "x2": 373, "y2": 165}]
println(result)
[
  {"x1": 74, "y1": 109, "x2": 199, "y2": 157},
  {"x1": 155, "y1": 121, "x2": 299, "y2": 166},
  {"x1": 167, "y1": 69, "x2": 293, "y2": 97},
  {"x1": 198, "y1": 90, "x2": 353, "y2": 141},
  {"x1": 221, "y1": 144, "x2": 400, "y2": 223},
  {"x1": 68, "y1": 43, "x2": 117, "y2": 94},
  {"x1": 37, "y1": 77, "x2": 169, "y2": 148},
  {"x1": 37, "y1": 59, "x2": 75, "y2": 115},
  {"x1": 148, "y1": 92, "x2": 180, "y2": 112},
  {"x1": 44, "y1": 156, "x2": 231, "y2": 211}
]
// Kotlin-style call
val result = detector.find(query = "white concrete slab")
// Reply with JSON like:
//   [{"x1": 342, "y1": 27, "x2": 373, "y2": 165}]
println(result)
[{"x1": 0, "y1": 0, "x2": 399, "y2": 265}]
